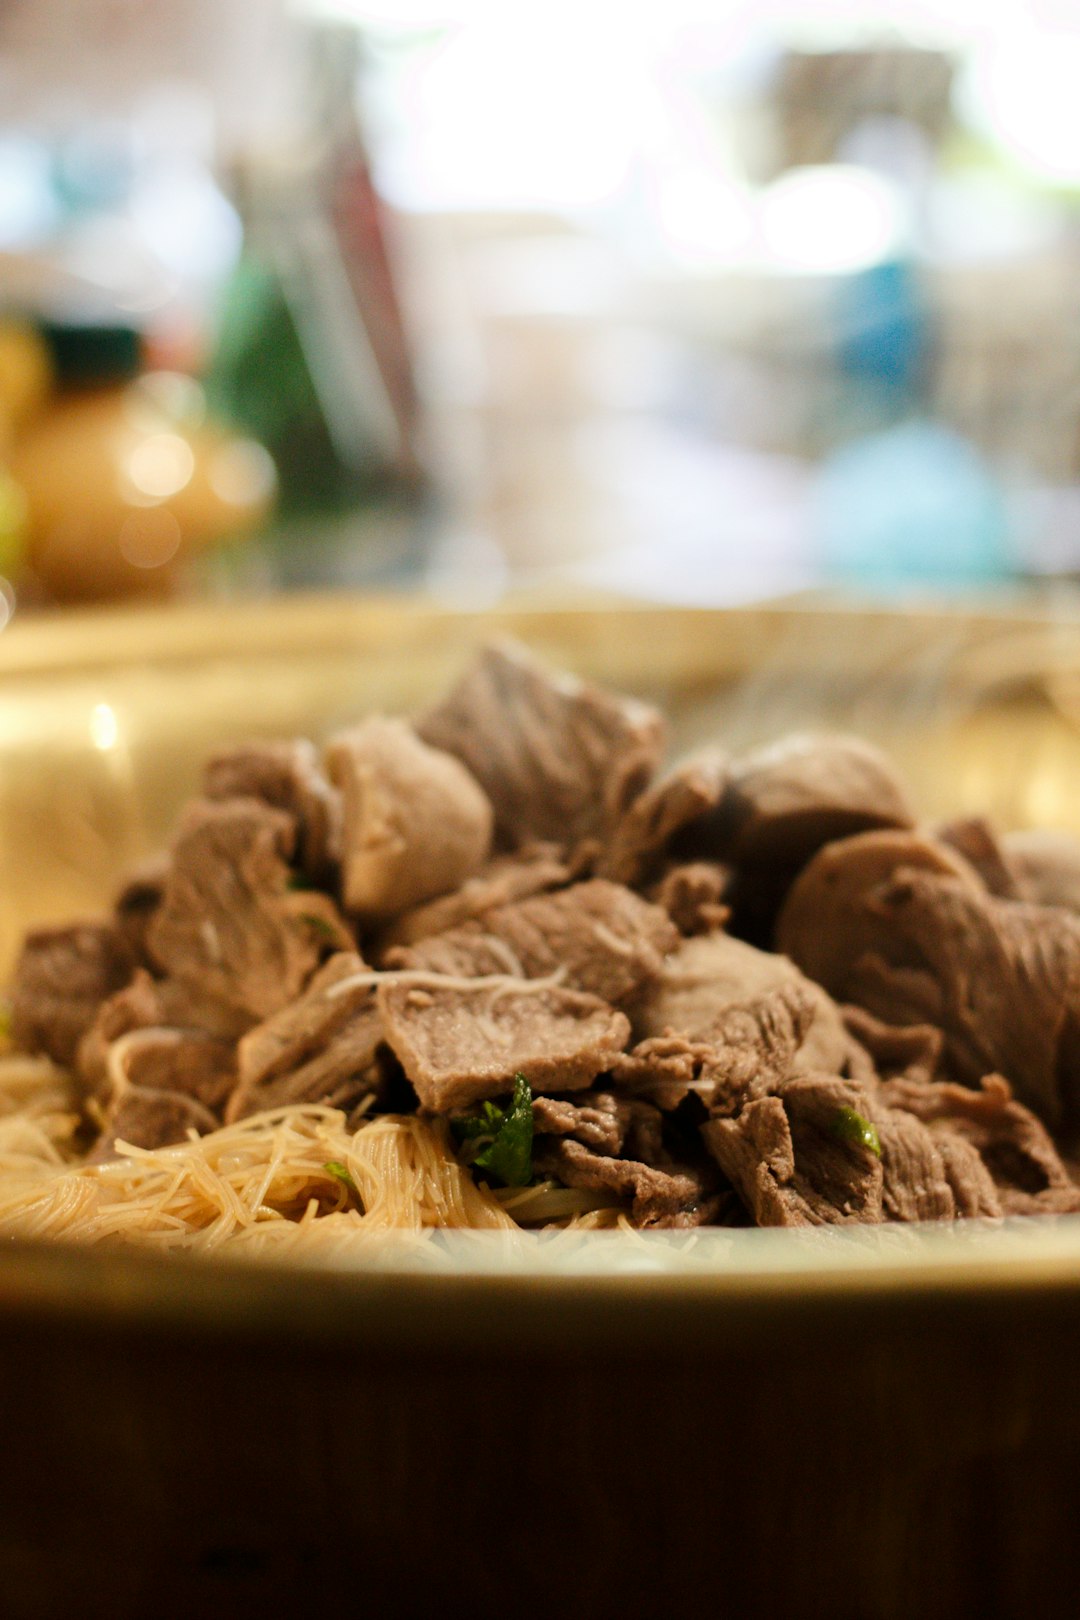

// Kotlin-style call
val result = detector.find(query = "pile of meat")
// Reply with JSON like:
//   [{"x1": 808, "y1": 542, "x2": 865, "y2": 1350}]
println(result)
[{"x1": 12, "y1": 638, "x2": 1080, "y2": 1229}]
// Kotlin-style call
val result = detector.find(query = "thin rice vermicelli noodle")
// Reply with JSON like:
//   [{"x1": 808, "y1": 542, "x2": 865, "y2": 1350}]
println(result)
[{"x1": 0, "y1": 1052, "x2": 621, "y2": 1255}]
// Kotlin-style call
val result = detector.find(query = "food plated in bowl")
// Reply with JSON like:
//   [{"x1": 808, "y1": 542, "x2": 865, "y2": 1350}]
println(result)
[
  {"x1": 5, "y1": 620, "x2": 1080, "y2": 1253},
  {"x1": 5, "y1": 597, "x2": 1080, "y2": 1619}
]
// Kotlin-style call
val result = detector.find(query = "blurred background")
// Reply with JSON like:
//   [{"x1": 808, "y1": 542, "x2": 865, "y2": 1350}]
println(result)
[{"x1": 3, "y1": 0, "x2": 1080, "y2": 614}]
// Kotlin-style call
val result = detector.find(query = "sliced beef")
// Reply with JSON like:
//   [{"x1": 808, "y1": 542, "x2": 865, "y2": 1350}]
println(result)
[
  {"x1": 11, "y1": 921, "x2": 135, "y2": 1067},
  {"x1": 864, "y1": 1100, "x2": 966, "y2": 1223},
  {"x1": 695, "y1": 736, "x2": 918, "y2": 945},
  {"x1": 694, "y1": 985, "x2": 974, "y2": 1225},
  {"x1": 531, "y1": 1091, "x2": 630, "y2": 1155},
  {"x1": 717, "y1": 733, "x2": 916, "y2": 866},
  {"x1": 204, "y1": 738, "x2": 341, "y2": 881},
  {"x1": 227, "y1": 951, "x2": 382, "y2": 1122},
  {"x1": 636, "y1": 932, "x2": 863, "y2": 1081},
  {"x1": 599, "y1": 751, "x2": 728, "y2": 886},
  {"x1": 378, "y1": 978, "x2": 630, "y2": 1112},
  {"x1": 147, "y1": 797, "x2": 347, "y2": 1030},
  {"x1": 780, "y1": 840, "x2": 1080, "y2": 1131},
  {"x1": 108, "y1": 1028, "x2": 235, "y2": 1113},
  {"x1": 77, "y1": 968, "x2": 165, "y2": 1100},
  {"x1": 694, "y1": 984, "x2": 826, "y2": 1104},
  {"x1": 841, "y1": 1006, "x2": 943, "y2": 1085},
  {"x1": 90, "y1": 1089, "x2": 221, "y2": 1161},
  {"x1": 77, "y1": 976, "x2": 240, "y2": 1159},
  {"x1": 150, "y1": 976, "x2": 256, "y2": 1043},
  {"x1": 84, "y1": 984, "x2": 235, "y2": 1115},
  {"x1": 387, "y1": 880, "x2": 678, "y2": 1009},
  {"x1": 647, "y1": 862, "x2": 732, "y2": 937},
  {"x1": 378, "y1": 843, "x2": 570, "y2": 950},
  {"x1": 776, "y1": 828, "x2": 983, "y2": 990},
  {"x1": 533, "y1": 1137, "x2": 721, "y2": 1228},
  {"x1": 936, "y1": 816, "x2": 1024, "y2": 900},
  {"x1": 929, "y1": 1131, "x2": 1003, "y2": 1219},
  {"x1": 881, "y1": 1072, "x2": 1080, "y2": 1216},
  {"x1": 1003, "y1": 828, "x2": 1080, "y2": 915},
  {"x1": 416, "y1": 639, "x2": 665, "y2": 854},
  {"x1": 113, "y1": 856, "x2": 170, "y2": 966},
  {"x1": 701, "y1": 1068, "x2": 886, "y2": 1227},
  {"x1": 326, "y1": 717, "x2": 493, "y2": 919},
  {"x1": 609, "y1": 1032, "x2": 720, "y2": 1111},
  {"x1": 531, "y1": 1089, "x2": 667, "y2": 1161}
]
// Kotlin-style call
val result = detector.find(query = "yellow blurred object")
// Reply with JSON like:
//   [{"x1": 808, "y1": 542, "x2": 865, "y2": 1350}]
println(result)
[
  {"x1": 7, "y1": 372, "x2": 276, "y2": 602},
  {"x1": 0, "y1": 465, "x2": 28, "y2": 579},
  {"x1": 0, "y1": 321, "x2": 52, "y2": 451}
]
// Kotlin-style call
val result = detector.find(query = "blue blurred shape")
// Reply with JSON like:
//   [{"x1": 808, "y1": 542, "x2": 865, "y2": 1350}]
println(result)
[
  {"x1": 815, "y1": 418, "x2": 1011, "y2": 586},
  {"x1": 836, "y1": 258, "x2": 925, "y2": 399}
]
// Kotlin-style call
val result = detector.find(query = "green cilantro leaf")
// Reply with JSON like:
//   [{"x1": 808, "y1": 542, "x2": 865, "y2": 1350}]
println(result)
[
  {"x1": 830, "y1": 1106, "x2": 882, "y2": 1158},
  {"x1": 324, "y1": 1160, "x2": 359, "y2": 1196},
  {"x1": 452, "y1": 1074, "x2": 534, "y2": 1187}
]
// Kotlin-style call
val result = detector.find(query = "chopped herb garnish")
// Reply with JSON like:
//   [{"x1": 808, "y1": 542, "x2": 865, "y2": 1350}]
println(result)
[
  {"x1": 831, "y1": 1106, "x2": 882, "y2": 1158},
  {"x1": 324, "y1": 1160, "x2": 359, "y2": 1196},
  {"x1": 302, "y1": 914, "x2": 339, "y2": 942},
  {"x1": 451, "y1": 1073, "x2": 534, "y2": 1187}
]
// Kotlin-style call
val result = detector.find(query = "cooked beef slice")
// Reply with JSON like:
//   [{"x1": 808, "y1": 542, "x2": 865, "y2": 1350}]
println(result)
[
  {"x1": 636, "y1": 932, "x2": 862, "y2": 1080},
  {"x1": 533, "y1": 1137, "x2": 721, "y2": 1228},
  {"x1": 325, "y1": 717, "x2": 493, "y2": 919},
  {"x1": 77, "y1": 968, "x2": 165, "y2": 1099},
  {"x1": 864, "y1": 1101, "x2": 966, "y2": 1222},
  {"x1": 531, "y1": 1090, "x2": 668, "y2": 1162},
  {"x1": 532, "y1": 1091, "x2": 631, "y2": 1155},
  {"x1": 775, "y1": 828, "x2": 984, "y2": 991},
  {"x1": 150, "y1": 976, "x2": 256, "y2": 1043},
  {"x1": 609, "y1": 1032, "x2": 721, "y2": 1110},
  {"x1": 881, "y1": 1072, "x2": 1080, "y2": 1215},
  {"x1": 90, "y1": 1088, "x2": 221, "y2": 1160},
  {"x1": 717, "y1": 733, "x2": 916, "y2": 867},
  {"x1": 227, "y1": 951, "x2": 382, "y2": 1122},
  {"x1": 688, "y1": 736, "x2": 916, "y2": 947},
  {"x1": 11, "y1": 921, "x2": 135, "y2": 1066},
  {"x1": 687, "y1": 984, "x2": 975, "y2": 1223},
  {"x1": 647, "y1": 862, "x2": 732, "y2": 937},
  {"x1": 78, "y1": 971, "x2": 235, "y2": 1113},
  {"x1": 112, "y1": 1028, "x2": 235, "y2": 1113},
  {"x1": 936, "y1": 816, "x2": 1024, "y2": 900},
  {"x1": 378, "y1": 843, "x2": 570, "y2": 950},
  {"x1": 113, "y1": 855, "x2": 170, "y2": 966},
  {"x1": 387, "y1": 880, "x2": 678, "y2": 1008},
  {"x1": 416, "y1": 639, "x2": 665, "y2": 853},
  {"x1": 147, "y1": 797, "x2": 344, "y2": 1029},
  {"x1": 599, "y1": 752, "x2": 728, "y2": 886},
  {"x1": 1003, "y1": 828, "x2": 1080, "y2": 915},
  {"x1": 841, "y1": 1005, "x2": 944, "y2": 1085},
  {"x1": 702, "y1": 1068, "x2": 886, "y2": 1227},
  {"x1": 204, "y1": 738, "x2": 341, "y2": 881},
  {"x1": 697, "y1": 985, "x2": 826, "y2": 1102},
  {"x1": 377, "y1": 978, "x2": 630, "y2": 1111},
  {"x1": 781, "y1": 842, "x2": 1080, "y2": 1131}
]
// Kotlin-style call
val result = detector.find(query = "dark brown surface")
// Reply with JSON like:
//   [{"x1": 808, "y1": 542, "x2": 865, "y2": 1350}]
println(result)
[{"x1": 2, "y1": 1244, "x2": 1080, "y2": 1620}]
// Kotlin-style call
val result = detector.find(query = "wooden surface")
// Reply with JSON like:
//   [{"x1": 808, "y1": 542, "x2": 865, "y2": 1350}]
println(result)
[{"x1": 2, "y1": 1256, "x2": 1080, "y2": 1619}]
